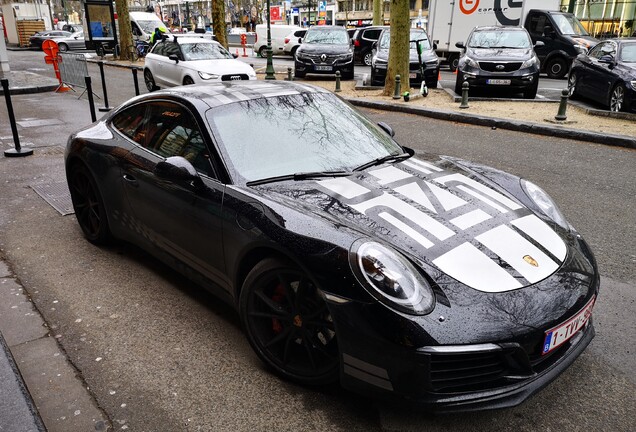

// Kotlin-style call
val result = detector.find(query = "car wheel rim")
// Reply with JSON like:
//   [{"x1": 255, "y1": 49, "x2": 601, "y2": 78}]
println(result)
[
  {"x1": 144, "y1": 70, "x2": 154, "y2": 91},
  {"x1": 364, "y1": 52, "x2": 373, "y2": 66},
  {"x1": 568, "y1": 74, "x2": 576, "y2": 96},
  {"x1": 246, "y1": 271, "x2": 338, "y2": 378},
  {"x1": 69, "y1": 169, "x2": 102, "y2": 238},
  {"x1": 550, "y1": 60, "x2": 564, "y2": 77},
  {"x1": 610, "y1": 86, "x2": 624, "y2": 112}
]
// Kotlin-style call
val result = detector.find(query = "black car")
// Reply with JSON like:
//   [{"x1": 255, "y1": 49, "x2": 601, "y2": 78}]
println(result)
[
  {"x1": 455, "y1": 26, "x2": 541, "y2": 99},
  {"x1": 568, "y1": 38, "x2": 636, "y2": 112},
  {"x1": 29, "y1": 30, "x2": 72, "y2": 49},
  {"x1": 351, "y1": 25, "x2": 387, "y2": 66},
  {"x1": 294, "y1": 26, "x2": 354, "y2": 79},
  {"x1": 65, "y1": 81, "x2": 598, "y2": 411},
  {"x1": 371, "y1": 28, "x2": 440, "y2": 88}
]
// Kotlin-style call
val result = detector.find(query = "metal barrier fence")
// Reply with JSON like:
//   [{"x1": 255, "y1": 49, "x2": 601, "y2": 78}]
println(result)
[{"x1": 57, "y1": 53, "x2": 89, "y2": 89}]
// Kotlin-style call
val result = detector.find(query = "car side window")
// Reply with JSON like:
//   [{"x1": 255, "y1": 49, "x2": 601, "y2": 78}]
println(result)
[
  {"x1": 527, "y1": 14, "x2": 547, "y2": 37},
  {"x1": 364, "y1": 29, "x2": 382, "y2": 41},
  {"x1": 153, "y1": 41, "x2": 166, "y2": 56},
  {"x1": 111, "y1": 103, "x2": 150, "y2": 146},
  {"x1": 145, "y1": 102, "x2": 213, "y2": 177},
  {"x1": 164, "y1": 42, "x2": 182, "y2": 59},
  {"x1": 588, "y1": 42, "x2": 607, "y2": 59}
]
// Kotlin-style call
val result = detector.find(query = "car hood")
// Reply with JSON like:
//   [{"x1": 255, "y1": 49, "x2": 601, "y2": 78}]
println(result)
[
  {"x1": 467, "y1": 47, "x2": 533, "y2": 61},
  {"x1": 252, "y1": 157, "x2": 568, "y2": 294},
  {"x1": 183, "y1": 59, "x2": 255, "y2": 75},
  {"x1": 617, "y1": 61, "x2": 636, "y2": 76},
  {"x1": 376, "y1": 49, "x2": 437, "y2": 63},
  {"x1": 298, "y1": 44, "x2": 352, "y2": 55}
]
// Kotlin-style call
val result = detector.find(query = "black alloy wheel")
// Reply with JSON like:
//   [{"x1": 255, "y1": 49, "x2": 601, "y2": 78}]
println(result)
[
  {"x1": 448, "y1": 54, "x2": 459, "y2": 72},
  {"x1": 68, "y1": 164, "x2": 111, "y2": 245},
  {"x1": 610, "y1": 83, "x2": 626, "y2": 112},
  {"x1": 240, "y1": 258, "x2": 339, "y2": 385},
  {"x1": 183, "y1": 76, "x2": 195, "y2": 85},
  {"x1": 546, "y1": 56, "x2": 568, "y2": 79},
  {"x1": 363, "y1": 51, "x2": 373, "y2": 66},
  {"x1": 567, "y1": 72, "x2": 578, "y2": 98},
  {"x1": 144, "y1": 69, "x2": 157, "y2": 92}
]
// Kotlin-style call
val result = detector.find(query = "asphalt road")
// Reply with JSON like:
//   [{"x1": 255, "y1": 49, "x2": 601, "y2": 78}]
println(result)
[{"x1": 0, "y1": 50, "x2": 635, "y2": 432}]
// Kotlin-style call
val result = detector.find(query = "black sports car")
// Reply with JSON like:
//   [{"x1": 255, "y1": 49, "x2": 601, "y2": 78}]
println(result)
[
  {"x1": 65, "y1": 81, "x2": 598, "y2": 411},
  {"x1": 568, "y1": 38, "x2": 636, "y2": 112}
]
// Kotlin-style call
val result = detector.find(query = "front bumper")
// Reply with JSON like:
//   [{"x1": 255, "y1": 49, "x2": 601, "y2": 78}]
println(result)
[
  {"x1": 295, "y1": 56, "x2": 354, "y2": 75},
  {"x1": 458, "y1": 65, "x2": 539, "y2": 91}
]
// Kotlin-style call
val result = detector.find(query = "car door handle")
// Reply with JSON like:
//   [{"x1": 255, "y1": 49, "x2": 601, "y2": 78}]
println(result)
[{"x1": 123, "y1": 174, "x2": 139, "y2": 187}]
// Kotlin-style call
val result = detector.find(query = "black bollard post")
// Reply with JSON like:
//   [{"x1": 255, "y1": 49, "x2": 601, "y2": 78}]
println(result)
[
  {"x1": 555, "y1": 89, "x2": 569, "y2": 121},
  {"x1": 132, "y1": 69, "x2": 140, "y2": 96},
  {"x1": 459, "y1": 81, "x2": 470, "y2": 109},
  {"x1": 84, "y1": 76, "x2": 97, "y2": 122},
  {"x1": 97, "y1": 61, "x2": 112, "y2": 112},
  {"x1": 1, "y1": 79, "x2": 33, "y2": 157}
]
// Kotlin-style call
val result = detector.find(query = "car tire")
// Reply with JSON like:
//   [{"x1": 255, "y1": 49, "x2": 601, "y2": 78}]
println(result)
[
  {"x1": 609, "y1": 83, "x2": 626, "y2": 112},
  {"x1": 455, "y1": 73, "x2": 464, "y2": 95},
  {"x1": 144, "y1": 69, "x2": 157, "y2": 92},
  {"x1": 183, "y1": 76, "x2": 195, "y2": 85},
  {"x1": 545, "y1": 56, "x2": 568, "y2": 79},
  {"x1": 523, "y1": 82, "x2": 539, "y2": 99},
  {"x1": 239, "y1": 258, "x2": 339, "y2": 386},
  {"x1": 68, "y1": 163, "x2": 112, "y2": 245},
  {"x1": 259, "y1": 46, "x2": 269, "y2": 58},
  {"x1": 363, "y1": 51, "x2": 373, "y2": 66},
  {"x1": 448, "y1": 54, "x2": 459, "y2": 72},
  {"x1": 58, "y1": 43, "x2": 69, "y2": 52},
  {"x1": 567, "y1": 72, "x2": 579, "y2": 99}
]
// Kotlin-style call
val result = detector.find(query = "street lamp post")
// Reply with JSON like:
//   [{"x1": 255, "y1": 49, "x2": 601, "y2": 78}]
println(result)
[{"x1": 265, "y1": 0, "x2": 276, "y2": 79}]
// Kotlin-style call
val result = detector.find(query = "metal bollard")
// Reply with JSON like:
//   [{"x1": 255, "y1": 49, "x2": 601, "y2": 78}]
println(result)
[
  {"x1": 132, "y1": 68, "x2": 140, "y2": 96},
  {"x1": 393, "y1": 75, "x2": 402, "y2": 100},
  {"x1": 286, "y1": 67, "x2": 292, "y2": 81},
  {"x1": 335, "y1": 71, "x2": 342, "y2": 93},
  {"x1": 459, "y1": 81, "x2": 470, "y2": 109},
  {"x1": 85, "y1": 76, "x2": 97, "y2": 122},
  {"x1": 97, "y1": 61, "x2": 112, "y2": 112},
  {"x1": 1, "y1": 79, "x2": 33, "y2": 157},
  {"x1": 555, "y1": 88, "x2": 569, "y2": 121}
]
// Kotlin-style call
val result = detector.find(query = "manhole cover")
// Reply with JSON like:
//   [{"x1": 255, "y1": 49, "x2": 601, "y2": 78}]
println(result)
[{"x1": 30, "y1": 181, "x2": 74, "y2": 216}]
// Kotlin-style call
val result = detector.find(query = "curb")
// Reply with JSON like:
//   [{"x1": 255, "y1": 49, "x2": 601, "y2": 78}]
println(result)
[
  {"x1": 345, "y1": 98, "x2": 636, "y2": 149},
  {"x1": 0, "y1": 84, "x2": 59, "y2": 95}
]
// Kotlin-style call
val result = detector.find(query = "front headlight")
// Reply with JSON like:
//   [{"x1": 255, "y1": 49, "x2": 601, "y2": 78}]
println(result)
[
  {"x1": 574, "y1": 44, "x2": 588, "y2": 55},
  {"x1": 425, "y1": 58, "x2": 440, "y2": 67},
  {"x1": 462, "y1": 56, "x2": 479, "y2": 69},
  {"x1": 296, "y1": 51, "x2": 308, "y2": 60},
  {"x1": 374, "y1": 57, "x2": 388, "y2": 67},
  {"x1": 350, "y1": 241, "x2": 435, "y2": 315},
  {"x1": 521, "y1": 180, "x2": 569, "y2": 230},
  {"x1": 630, "y1": 80, "x2": 636, "y2": 91},
  {"x1": 198, "y1": 71, "x2": 219, "y2": 80},
  {"x1": 521, "y1": 56, "x2": 538, "y2": 69}
]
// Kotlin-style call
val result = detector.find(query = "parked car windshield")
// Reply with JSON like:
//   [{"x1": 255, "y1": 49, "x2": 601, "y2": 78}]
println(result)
[
  {"x1": 551, "y1": 14, "x2": 589, "y2": 36},
  {"x1": 620, "y1": 43, "x2": 636, "y2": 62},
  {"x1": 137, "y1": 20, "x2": 163, "y2": 34},
  {"x1": 206, "y1": 93, "x2": 403, "y2": 182},
  {"x1": 304, "y1": 29, "x2": 348, "y2": 45},
  {"x1": 180, "y1": 42, "x2": 233, "y2": 60},
  {"x1": 468, "y1": 30, "x2": 531, "y2": 48},
  {"x1": 379, "y1": 29, "x2": 431, "y2": 50}
]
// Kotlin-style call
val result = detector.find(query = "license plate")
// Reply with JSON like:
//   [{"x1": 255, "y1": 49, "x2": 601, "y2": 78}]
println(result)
[
  {"x1": 315, "y1": 65, "x2": 332, "y2": 71},
  {"x1": 409, "y1": 73, "x2": 417, "y2": 78},
  {"x1": 487, "y1": 79, "x2": 511, "y2": 85},
  {"x1": 542, "y1": 296, "x2": 595, "y2": 355}
]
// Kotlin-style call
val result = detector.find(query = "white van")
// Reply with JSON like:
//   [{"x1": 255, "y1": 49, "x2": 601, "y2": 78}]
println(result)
[
  {"x1": 130, "y1": 12, "x2": 169, "y2": 42},
  {"x1": 254, "y1": 24, "x2": 302, "y2": 58}
]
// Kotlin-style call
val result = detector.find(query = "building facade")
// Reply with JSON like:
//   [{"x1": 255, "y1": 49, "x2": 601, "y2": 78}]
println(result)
[{"x1": 561, "y1": 0, "x2": 636, "y2": 37}]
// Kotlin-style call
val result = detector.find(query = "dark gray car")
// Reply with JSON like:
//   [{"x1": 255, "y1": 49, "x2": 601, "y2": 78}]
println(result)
[
  {"x1": 56, "y1": 31, "x2": 86, "y2": 52},
  {"x1": 294, "y1": 26, "x2": 354, "y2": 80}
]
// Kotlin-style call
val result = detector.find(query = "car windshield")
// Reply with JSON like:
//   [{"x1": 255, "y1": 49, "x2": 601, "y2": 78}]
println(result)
[
  {"x1": 468, "y1": 30, "x2": 531, "y2": 48},
  {"x1": 620, "y1": 43, "x2": 636, "y2": 62},
  {"x1": 551, "y1": 14, "x2": 589, "y2": 36},
  {"x1": 304, "y1": 29, "x2": 348, "y2": 45},
  {"x1": 379, "y1": 30, "x2": 431, "y2": 50},
  {"x1": 138, "y1": 20, "x2": 163, "y2": 34},
  {"x1": 206, "y1": 92, "x2": 403, "y2": 182},
  {"x1": 181, "y1": 42, "x2": 233, "y2": 60}
]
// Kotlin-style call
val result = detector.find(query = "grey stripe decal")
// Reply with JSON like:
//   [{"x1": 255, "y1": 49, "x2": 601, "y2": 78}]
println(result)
[
  {"x1": 343, "y1": 365, "x2": 394, "y2": 391},
  {"x1": 343, "y1": 353, "x2": 389, "y2": 379}
]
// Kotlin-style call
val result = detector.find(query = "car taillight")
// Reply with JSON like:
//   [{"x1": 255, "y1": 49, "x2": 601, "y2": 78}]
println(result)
[
  {"x1": 285, "y1": 37, "x2": 290, "y2": 44},
  {"x1": 354, "y1": 40, "x2": 360, "y2": 47}
]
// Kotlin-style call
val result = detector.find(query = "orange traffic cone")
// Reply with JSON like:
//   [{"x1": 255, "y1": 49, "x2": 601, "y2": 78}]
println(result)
[
  {"x1": 438, "y1": 71, "x2": 441, "y2": 82},
  {"x1": 453, "y1": 68, "x2": 458, "y2": 75}
]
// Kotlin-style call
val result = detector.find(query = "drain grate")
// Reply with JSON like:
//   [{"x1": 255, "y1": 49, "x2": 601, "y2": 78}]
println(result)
[{"x1": 30, "y1": 181, "x2": 75, "y2": 216}]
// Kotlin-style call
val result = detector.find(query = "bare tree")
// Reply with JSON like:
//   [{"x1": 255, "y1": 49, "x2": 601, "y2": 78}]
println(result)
[
  {"x1": 212, "y1": 0, "x2": 227, "y2": 48},
  {"x1": 114, "y1": 0, "x2": 133, "y2": 60},
  {"x1": 383, "y1": 0, "x2": 410, "y2": 96}
]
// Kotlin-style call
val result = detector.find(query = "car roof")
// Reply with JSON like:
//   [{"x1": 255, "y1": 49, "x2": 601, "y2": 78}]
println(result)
[
  {"x1": 146, "y1": 80, "x2": 331, "y2": 109},
  {"x1": 308, "y1": 25, "x2": 346, "y2": 31},
  {"x1": 473, "y1": 26, "x2": 527, "y2": 32},
  {"x1": 167, "y1": 35, "x2": 219, "y2": 44}
]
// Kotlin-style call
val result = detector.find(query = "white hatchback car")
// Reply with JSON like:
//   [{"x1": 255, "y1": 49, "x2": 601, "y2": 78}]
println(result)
[{"x1": 143, "y1": 36, "x2": 256, "y2": 90}]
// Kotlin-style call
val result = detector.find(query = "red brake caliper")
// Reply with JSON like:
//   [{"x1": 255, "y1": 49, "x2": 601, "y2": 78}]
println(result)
[{"x1": 271, "y1": 283, "x2": 286, "y2": 334}]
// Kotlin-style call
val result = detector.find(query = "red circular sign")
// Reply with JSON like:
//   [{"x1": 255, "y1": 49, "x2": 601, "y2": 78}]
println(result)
[
  {"x1": 459, "y1": 0, "x2": 479, "y2": 15},
  {"x1": 42, "y1": 39, "x2": 59, "y2": 57}
]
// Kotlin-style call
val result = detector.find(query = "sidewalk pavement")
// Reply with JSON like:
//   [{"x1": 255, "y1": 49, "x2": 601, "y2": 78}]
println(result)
[{"x1": 0, "y1": 71, "x2": 58, "y2": 95}]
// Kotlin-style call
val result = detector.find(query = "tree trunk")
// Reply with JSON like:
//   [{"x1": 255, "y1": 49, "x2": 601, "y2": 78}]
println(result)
[
  {"x1": 373, "y1": 0, "x2": 383, "y2": 25},
  {"x1": 115, "y1": 0, "x2": 133, "y2": 61},
  {"x1": 212, "y1": 0, "x2": 228, "y2": 48},
  {"x1": 383, "y1": 0, "x2": 410, "y2": 96}
]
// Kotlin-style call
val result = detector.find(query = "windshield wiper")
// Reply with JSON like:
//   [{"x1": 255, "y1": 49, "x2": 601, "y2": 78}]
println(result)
[
  {"x1": 353, "y1": 152, "x2": 411, "y2": 172},
  {"x1": 246, "y1": 170, "x2": 352, "y2": 186}
]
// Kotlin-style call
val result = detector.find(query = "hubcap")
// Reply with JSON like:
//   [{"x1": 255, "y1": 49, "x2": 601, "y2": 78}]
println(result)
[
  {"x1": 364, "y1": 53, "x2": 373, "y2": 66},
  {"x1": 568, "y1": 74, "x2": 576, "y2": 96},
  {"x1": 611, "y1": 87, "x2": 624, "y2": 112}
]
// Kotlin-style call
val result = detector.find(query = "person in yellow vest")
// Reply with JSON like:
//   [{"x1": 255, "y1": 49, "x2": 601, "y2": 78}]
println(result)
[{"x1": 150, "y1": 26, "x2": 167, "y2": 46}]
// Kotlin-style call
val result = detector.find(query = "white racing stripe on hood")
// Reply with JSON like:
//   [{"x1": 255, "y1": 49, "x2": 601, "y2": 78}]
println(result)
[
  {"x1": 435, "y1": 173, "x2": 522, "y2": 213},
  {"x1": 450, "y1": 209, "x2": 492, "y2": 230},
  {"x1": 379, "y1": 212, "x2": 435, "y2": 249},
  {"x1": 433, "y1": 242, "x2": 523, "y2": 292},
  {"x1": 320, "y1": 177, "x2": 370, "y2": 199},
  {"x1": 476, "y1": 225, "x2": 559, "y2": 284},
  {"x1": 512, "y1": 215, "x2": 567, "y2": 261},
  {"x1": 370, "y1": 166, "x2": 412, "y2": 185}
]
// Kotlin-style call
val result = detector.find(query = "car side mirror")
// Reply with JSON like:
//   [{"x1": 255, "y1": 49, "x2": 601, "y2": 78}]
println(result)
[
  {"x1": 455, "y1": 41, "x2": 465, "y2": 49},
  {"x1": 433, "y1": 42, "x2": 438, "y2": 50},
  {"x1": 598, "y1": 54, "x2": 614, "y2": 65},
  {"x1": 298, "y1": 37, "x2": 303, "y2": 43},
  {"x1": 534, "y1": 40, "x2": 545, "y2": 48},
  {"x1": 168, "y1": 54, "x2": 179, "y2": 63},
  {"x1": 155, "y1": 156, "x2": 203, "y2": 187},
  {"x1": 377, "y1": 122, "x2": 395, "y2": 137}
]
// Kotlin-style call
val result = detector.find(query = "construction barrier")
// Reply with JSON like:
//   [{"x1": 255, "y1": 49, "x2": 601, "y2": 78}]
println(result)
[{"x1": 58, "y1": 52, "x2": 89, "y2": 90}]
